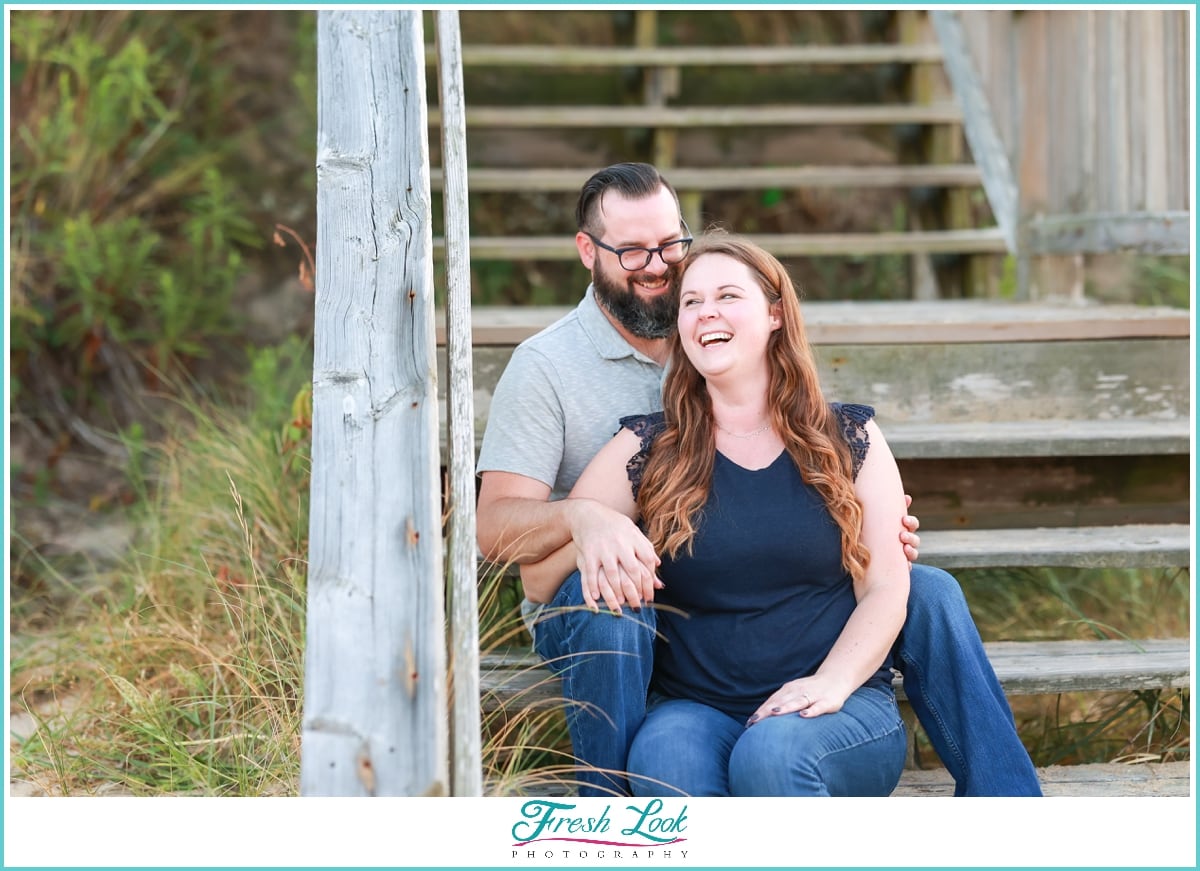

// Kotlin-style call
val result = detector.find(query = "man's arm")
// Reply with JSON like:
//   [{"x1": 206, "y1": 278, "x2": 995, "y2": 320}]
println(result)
[
  {"x1": 517, "y1": 427, "x2": 661, "y2": 611},
  {"x1": 476, "y1": 470, "x2": 658, "y2": 595},
  {"x1": 476, "y1": 471, "x2": 569, "y2": 565}
]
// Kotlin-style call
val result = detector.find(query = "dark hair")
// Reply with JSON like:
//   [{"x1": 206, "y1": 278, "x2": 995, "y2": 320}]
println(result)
[{"x1": 575, "y1": 163, "x2": 680, "y2": 234}]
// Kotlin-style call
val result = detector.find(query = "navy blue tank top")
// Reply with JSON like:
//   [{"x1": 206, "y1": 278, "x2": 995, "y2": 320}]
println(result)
[{"x1": 622, "y1": 403, "x2": 894, "y2": 721}]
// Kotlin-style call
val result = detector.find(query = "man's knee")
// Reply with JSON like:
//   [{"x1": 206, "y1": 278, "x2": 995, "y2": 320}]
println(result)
[
  {"x1": 573, "y1": 608, "x2": 656, "y2": 654},
  {"x1": 907, "y1": 563, "x2": 968, "y2": 615}
]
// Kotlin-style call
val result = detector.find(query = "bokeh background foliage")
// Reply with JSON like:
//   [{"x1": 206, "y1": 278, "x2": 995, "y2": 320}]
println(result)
[
  {"x1": 9, "y1": 9, "x2": 316, "y2": 450},
  {"x1": 8, "y1": 9, "x2": 1188, "y2": 796}
]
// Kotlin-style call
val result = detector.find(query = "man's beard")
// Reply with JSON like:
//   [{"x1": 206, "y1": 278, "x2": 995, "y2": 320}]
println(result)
[{"x1": 592, "y1": 265, "x2": 677, "y2": 339}]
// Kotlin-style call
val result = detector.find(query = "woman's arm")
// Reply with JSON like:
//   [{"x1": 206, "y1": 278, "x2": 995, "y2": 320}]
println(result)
[
  {"x1": 519, "y1": 427, "x2": 654, "y2": 611},
  {"x1": 748, "y1": 419, "x2": 910, "y2": 723}
]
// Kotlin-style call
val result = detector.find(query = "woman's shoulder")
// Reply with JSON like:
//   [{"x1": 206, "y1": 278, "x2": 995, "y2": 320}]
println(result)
[
  {"x1": 618, "y1": 412, "x2": 666, "y2": 499},
  {"x1": 619, "y1": 411, "x2": 667, "y2": 443},
  {"x1": 828, "y1": 402, "x2": 875, "y2": 479},
  {"x1": 830, "y1": 402, "x2": 875, "y2": 426}
]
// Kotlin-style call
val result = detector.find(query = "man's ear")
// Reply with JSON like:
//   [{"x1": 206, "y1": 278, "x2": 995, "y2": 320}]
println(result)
[{"x1": 575, "y1": 231, "x2": 596, "y2": 269}]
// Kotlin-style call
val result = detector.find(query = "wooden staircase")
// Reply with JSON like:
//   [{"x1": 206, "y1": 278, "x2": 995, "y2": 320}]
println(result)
[
  {"x1": 425, "y1": 9, "x2": 1000, "y2": 297},
  {"x1": 425, "y1": 10, "x2": 1191, "y2": 796}
]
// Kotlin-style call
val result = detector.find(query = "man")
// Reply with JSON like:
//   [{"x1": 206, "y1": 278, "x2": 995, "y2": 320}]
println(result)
[{"x1": 476, "y1": 162, "x2": 1041, "y2": 797}]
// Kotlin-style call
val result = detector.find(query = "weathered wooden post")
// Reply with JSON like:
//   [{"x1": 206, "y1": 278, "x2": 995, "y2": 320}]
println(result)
[
  {"x1": 434, "y1": 9, "x2": 482, "y2": 797},
  {"x1": 302, "y1": 10, "x2": 447, "y2": 796}
]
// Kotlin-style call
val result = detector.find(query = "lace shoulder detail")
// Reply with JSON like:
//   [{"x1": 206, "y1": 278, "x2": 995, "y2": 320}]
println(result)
[
  {"x1": 831, "y1": 402, "x2": 875, "y2": 480},
  {"x1": 619, "y1": 411, "x2": 666, "y2": 500}
]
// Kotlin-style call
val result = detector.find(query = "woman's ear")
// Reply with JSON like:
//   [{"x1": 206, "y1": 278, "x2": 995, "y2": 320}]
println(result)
[{"x1": 769, "y1": 304, "x2": 783, "y2": 331}]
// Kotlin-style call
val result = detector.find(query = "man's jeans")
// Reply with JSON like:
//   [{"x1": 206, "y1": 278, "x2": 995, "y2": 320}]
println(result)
[
  {"x1": 528, "y1": 572, "x2": 657, "y2": 796},
  {"x1": 895, "y1": 564, "x2": 1043, "y2": 795},
  {"x1": 528, "y1": 564, "x2": 1042, "y2": 797},
  {"x1": 627, "y1": 687, "x2": 906, "y2": 796}
]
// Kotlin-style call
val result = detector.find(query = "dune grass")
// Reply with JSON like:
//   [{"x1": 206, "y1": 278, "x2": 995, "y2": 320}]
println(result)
[{"x1": 9, "y1": 387, "x2": 1190, "y2": 795}]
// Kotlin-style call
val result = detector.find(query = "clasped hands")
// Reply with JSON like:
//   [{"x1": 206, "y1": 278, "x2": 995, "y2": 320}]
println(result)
[{"x1": 570, "y1": 496, "x2": 922, "y2": 613}]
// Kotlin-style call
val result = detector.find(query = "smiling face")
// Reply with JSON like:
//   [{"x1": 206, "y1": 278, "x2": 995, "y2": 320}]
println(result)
[
  {"x1": 677, "y1": 252, "x2": 782, "y2": 381},
  {"x1": 578, "y1": 185, "x2": 687, "y2": 339}
]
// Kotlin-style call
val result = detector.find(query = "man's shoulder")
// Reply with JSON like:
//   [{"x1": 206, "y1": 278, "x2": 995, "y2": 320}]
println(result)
[{"x1": 512, "y1": 304, "x2": 594, "y2": 360}]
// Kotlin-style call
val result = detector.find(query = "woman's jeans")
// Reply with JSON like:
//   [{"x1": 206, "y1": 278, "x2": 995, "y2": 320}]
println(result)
[
  {"x1": 528, "y1": 564, "x2": 1043, "y2": 797},
  {"x1": 627, "y1": 687, "x2": 906, "y2": 796}
]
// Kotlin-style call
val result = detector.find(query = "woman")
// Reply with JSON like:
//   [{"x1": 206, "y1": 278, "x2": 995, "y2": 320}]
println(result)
[{"x1": 523, "y1": 233, "x2": 910, "y2": 796}]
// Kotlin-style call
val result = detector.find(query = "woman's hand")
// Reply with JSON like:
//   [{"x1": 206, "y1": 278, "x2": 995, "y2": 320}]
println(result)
[{"x1": 745, "y1": 675, "x2": 850, "y2": 726}]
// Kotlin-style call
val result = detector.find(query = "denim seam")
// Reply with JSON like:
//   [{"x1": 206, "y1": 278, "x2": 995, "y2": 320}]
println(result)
[{"x1": 899, "y1": 648, "x2": 969, "y2": 778}]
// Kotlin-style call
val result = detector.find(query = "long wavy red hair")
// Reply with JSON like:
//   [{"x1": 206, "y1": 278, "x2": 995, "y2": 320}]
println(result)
[{"x1": 637, "y1": 233, "x2": 870, "y2": 583}]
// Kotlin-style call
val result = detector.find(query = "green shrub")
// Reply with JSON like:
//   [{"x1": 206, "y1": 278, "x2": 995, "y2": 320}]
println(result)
[{"x1": 9, "y1": 10, "x2": 277, "y2": 441}]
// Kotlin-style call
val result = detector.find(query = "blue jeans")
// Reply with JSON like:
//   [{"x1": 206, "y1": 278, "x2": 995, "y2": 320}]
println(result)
[
  {"x1": 626, "y1": 687, "x2": 907, "y2": 796},
  {"x1": 529, "y1": 564, "x2": 1042, "y2": 797},
  {"x1": 897, "y1": 563, "x2": 1043, "y2": 796},
  {"x1": 528, "y1": 571, "x2": 657, "y2": 796}
]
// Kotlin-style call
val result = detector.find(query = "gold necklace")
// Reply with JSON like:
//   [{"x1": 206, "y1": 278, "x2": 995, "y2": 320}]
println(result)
[{"x1": 715, "y1": 419, "x2": 771, "y2": 439}]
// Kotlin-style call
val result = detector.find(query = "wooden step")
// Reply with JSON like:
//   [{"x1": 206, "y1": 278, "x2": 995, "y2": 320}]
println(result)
[
  {"x1": 893, "y1": 761, "x2": 1190, "y2": 797},
  {"x1": 488, "y1": 761, "x2": 1190, "y2": 797},
  {"x1": 917, "y1": 524, "x2": 1190, "y2": 569},
  {"x1": 426, "y1": 44, "x2": 946, "y2": 67},
  {"x1": 884, "y1": 419, "x2": 1190, "y2": 459},
  {"x1": 434, "y1": 228, "x2": 1007, "y2": 260},
  {"x1": 439, "y1": 300, "x2": 1191, "y2": 346},
  {"x1": 428, "y1": 102, "x2": 963, "y2": 128},
  {"x1": 448, "y1": 416, "x2": 1188, "y2": 461},
  {"x1": 479, "y1": 637, "x2": 1191, "y2": 712},
  {"x1": 429, "y1": 165, "x2": 984, "y2": 192},
  {"x1": 480, "y1": 524, "x2": 1189, "y2": 580}
]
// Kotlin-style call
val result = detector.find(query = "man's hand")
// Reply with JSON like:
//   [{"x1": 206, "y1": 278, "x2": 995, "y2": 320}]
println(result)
[
  {"x1": 569, "y1": 498, "x2": 662, "y2": 612},
  {"x1": 901, "y1": 493, "x2": 921, "y2": 564}
]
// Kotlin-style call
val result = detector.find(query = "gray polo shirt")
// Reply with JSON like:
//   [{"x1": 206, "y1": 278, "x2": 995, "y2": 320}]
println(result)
[{"x1": 476, "y1": 286, "x2": 665, "y2": 500}]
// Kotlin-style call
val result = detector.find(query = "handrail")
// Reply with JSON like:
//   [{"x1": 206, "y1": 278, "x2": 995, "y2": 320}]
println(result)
[{"x1": 422, "y1": 43, "x2": 945, "y2": 67}]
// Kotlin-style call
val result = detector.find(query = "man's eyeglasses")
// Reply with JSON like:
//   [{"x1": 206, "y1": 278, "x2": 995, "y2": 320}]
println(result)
[{"x1": 584, "y1": 222, "x2": 693, "y2": 272}]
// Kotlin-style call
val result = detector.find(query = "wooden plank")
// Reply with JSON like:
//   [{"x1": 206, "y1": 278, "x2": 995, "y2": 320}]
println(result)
[
  {"x1": 444, "y1": 412, "x2": 1187, "y2": 467},
  {"x1": 489, "y1": 761, "x2": 1190, "y2": 797},
  {"x1": 427, "y1": 102, "x2": 964, "y2": 128},
  {"x1": 1165, "y1": 13, "x2": 1189, "y2": 209},
  {"x1": 428, "y1": 164, "x2": 985, "y2": 192},
  {"x1": 422, "y1": 44, "x2": 947, "y2": 67},
  {"x1": 883, "y1": 419, "x2": 1189, "y2": 459},
  {"x1": 435, "y1": 9, "x2": 482, "y2": 799},
  {"x1": 892, "y1": 761, "x2": 1190, "y2": 797},
  {"x1": 443, "y1": 334, "x2": 1191, "y2": 439},
  {"x1": 439, "y1": 228, "x2": 1007, "y2": 260},
  {"x1": 896, "y1": 454, "x2": 1189, "y2": 532},
  {"x1": 1025, "y1": 211, "x2": 1191, "y2": 255},
  {"x1": 1016, "y1": 10, "x2": 1051, "y2": 218},
  {"x1": 929, "y1": 11, "x2": 1019, "y2": 250},
  {"x1": 1108, "y1": 11, "x2": 1132, "y2": 214},
  {"x1": 439, "y1": 300, "x2": 1190, "y2": 346},
  {"x1": 305, "y1": 9, "x2": 447, "y2": 798},
  {"x1": 479, "y1": 638, "x2": 1191, "y2": 709},
  {"x1": 479, "y1": 518, "x2": 1190, "y2": 574},
  {"x1": 983, "y1": 638, "x2": 1191, "y2": 696},
  {"x1": 918, "y1": 523, "x2": 1190, "y2": 569}
]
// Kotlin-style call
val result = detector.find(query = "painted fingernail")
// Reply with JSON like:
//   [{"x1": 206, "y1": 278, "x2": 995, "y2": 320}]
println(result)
[{"x1": 746, "y1": 715, "x2": 759, "y2": 726}]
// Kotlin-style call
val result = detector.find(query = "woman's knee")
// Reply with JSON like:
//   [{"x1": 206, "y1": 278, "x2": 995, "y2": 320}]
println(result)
[
  {"x1": 728, "y1": 719, "x2": 821, "y2": 796},
  {"x1": 628, "y1": 700, "x2": 738, "y2": 797}
]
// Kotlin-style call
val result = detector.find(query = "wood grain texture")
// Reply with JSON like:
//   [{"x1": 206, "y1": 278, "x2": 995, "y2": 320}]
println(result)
[
  {"x1": 435, "y1": 9, "x2": 482, "y2": 798},
  {"x1": 429, "y1": 164, "x2": 986, "y2": 191},
  {"x1": 423, "y1": 43, "x2": 948, "y2": 67},
  {"x1": 304, "y1": 10, "x2": 447, "y2": 797},
  {"x1": 478, "y1": 637, "x2": 1191, "y2": 711}
]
